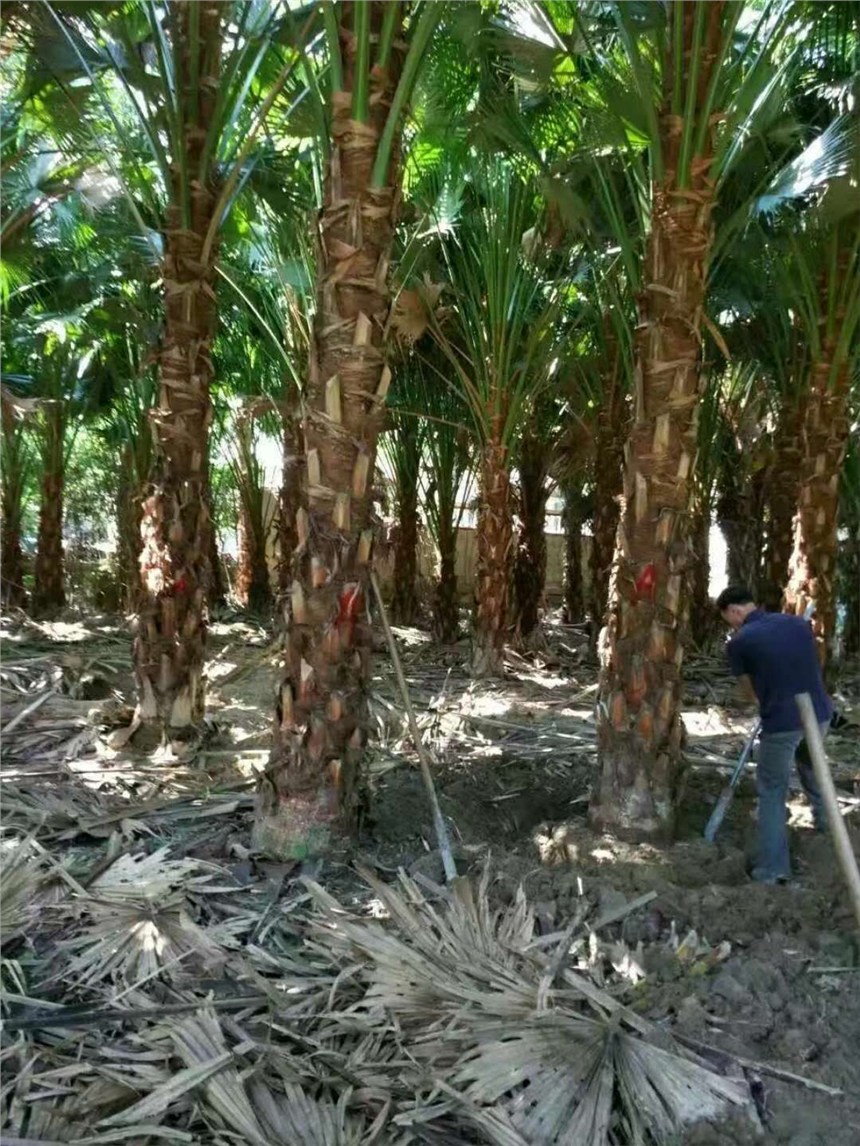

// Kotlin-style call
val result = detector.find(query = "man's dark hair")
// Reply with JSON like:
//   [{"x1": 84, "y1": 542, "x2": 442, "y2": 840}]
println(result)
[{"x1": 715, "y1": 585, "x2": 755, "y2": 612}]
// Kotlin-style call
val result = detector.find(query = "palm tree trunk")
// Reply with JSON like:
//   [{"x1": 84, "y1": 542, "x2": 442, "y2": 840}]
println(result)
[
  {"x1": 590, "y1": 360, "x2": 626, "y2": 630},
  {"x1": 433, "y1": 521, "x2": 460, "y2": 642},
  {"x1": 717, "y1": 453, "x2": 765, "y2": 595},
  {"x1": 841, "y1": 522, "x2": 859, "y2": 658},
  {"x1": 117, "y1": 444, "x2": 143, "y2": 612},
  {"x1": 234, "y1": 412, "x2": 273, "y2": 615},
  {"x1": 1, "y1": 397, "x2": 28, "y2": 609},
  {"x1": 562, "y1": 484, "x2": 585, "y2": 624},
  {"x1": 277, "y1": 410, "x2": 303, "y2": 601},
  {"x1": 513, "y1": 432, "x2": 549, "y2": 640},
  {"x1": 32, "y1": 400, "x2": 65, "y2": 618},
  {"x1": 203, "y1": 464, "x2": 226, "y2": 611},
  {"x1": 235, "y1": 498, "x2": 271, "y2": 612},
  {"x1": 255, "y1": 4, "x2": 404, "y2": 857},
  {"x1": 760, "y1": 395, "x2": 803, "y2": 610},
  {"x1": 472, "y1": 428, "x2": 513, "y2": 676},
  {"x1": 593, "y1": 1, "x2": 725, "y2": 840},
  {"x1": 784, "y1": 356, "x2": 852, "y2": 665},
  {"x1": 689, "y1": 497, "x2": 712, "y2": 647},
  {"x1": 134, "y1": 0, "x2": 222, "y2": 738},
  {"x1": 391, "y1": 441, "x2": 420, "y2": 625}
]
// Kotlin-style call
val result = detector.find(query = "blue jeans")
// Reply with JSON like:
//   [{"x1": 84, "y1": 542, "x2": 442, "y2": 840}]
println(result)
[{"x1": 754, "y1": 724, "x2": 828, "y2": 881}]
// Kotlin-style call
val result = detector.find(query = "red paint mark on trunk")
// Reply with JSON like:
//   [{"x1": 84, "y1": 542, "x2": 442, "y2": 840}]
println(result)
[
  {"x1": 634, "y1": 563, "x2": 656, "y2": 600},
  {"x1": 337, "y1": 583, "x2": 363, "y2": 623}
]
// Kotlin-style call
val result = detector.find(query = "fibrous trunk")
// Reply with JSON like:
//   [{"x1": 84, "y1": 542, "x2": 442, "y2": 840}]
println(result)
[
  {"x1": 689, "y1": 498, "x2": 712, "y2": 647},
  {"x1": 203, "y1": 465, "x2": 226, "y2": 611},
  {"x1": 471, "y1": 433, "x2": 513, "y2": 676},
  {"x1": 255, "y1": 6, "x2": 403, "y2": 857},
  {"x1": 433, "y1": 524, "x2": 460, "y2": 642},
  {"x1": 235, "y1": 499, "x2": 272, "y2": 613},
  {"x1": 760, "y1": 395, "x2": 803, "y2": 611},
  {"x1": 593, "y1": 2, "x2": 724, "y2": 841},
  {"x1": 133, "y1": 0, "x2": 222, "y2": 738},
  {"x1": 513, "y1": 432, "x2": 549, "y2": 640},
  {"x1": 32, "y1": 400, "x2": 65, "y2": 618},
  {"x1": 784, "y1": 357, "x2": 852, "y2": 665},
  {"x1": 391, "y1": 454, "x2": 420, "y2": 626},
  {"x1": 1, "y1": 397, "x2": 28, "y2": 609},
  {"x1": 590, "y1": 357, "x2": 626, "y2": 632},
  {"x1": 117, "y1": 444, "x2": 143, "y2": 612},
  {"x1": 277, "y1": 410, "x2": 303, "y2": 602},
  {"x1": 234, "y1": 411, "x2": 273, "y2": 614},
  {"x1": 841, "y1": 522, "x2": 859, "y2": 658},
  {"x1": 716, "y1": 438, "x2": 766, "y2": 597},
  {"x1": 561, "y1": 483, "x2": 585, "y2": 624}
]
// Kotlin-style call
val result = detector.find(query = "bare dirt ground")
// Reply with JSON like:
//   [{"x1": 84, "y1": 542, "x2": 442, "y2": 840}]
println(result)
[{"x1": 2, "y1": 609, "x2": 859, "y2": 1145}]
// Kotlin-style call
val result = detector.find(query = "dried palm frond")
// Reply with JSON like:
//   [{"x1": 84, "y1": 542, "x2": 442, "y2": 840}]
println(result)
[
  {"x1": 56, "y1": 850, "x2": 233, "y2": 987},
  {"x1": 249, "y1": 1081, "x2": 376, "y2": 1146},
  {"x1": 86, "y1": 849, "x2": 215, "y2": 901},
  {"x1": 169, "y1": 1012, "x2": 376, "y2": 1146},
  {"x1": 0, "y1": 835, "x2": 47, "y2": 942},
  {"x1": 304, "y1": 868, "x2": 751, "y2": 1146},
  {"x1": 1, "y1": 784, "x2": 107, "y2": 836}
]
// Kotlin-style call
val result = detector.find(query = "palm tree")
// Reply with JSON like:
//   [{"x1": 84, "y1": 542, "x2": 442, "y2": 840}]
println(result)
[
  {"x1": 422, "y1": 161, "x2": 568, "y2": 675},
  {"x1": 31, "y1": 0, "x2": 311, "y2": 734},
  {"x1": 215, "y1": 191, "x2": 315, "y2": 604},
  {"x1": 736, "y1": 269, "x2": 810, "y2": 612},
  {"x1": 227, "y1": 400, "x2": 276, "y2": 614},
  {"x1": 513, "y1": 400, "x2": 558, "y2": 641},
  {"x1": 0, "y1": 386, "x2": 33, "y2": 609},
  {"x1": 0, "y1": 99, "x2": 95, "y2": 612},
  {"x1": 7, "y1": 321, "x2": 108, "y2": 618},
  {"x1": 780, "y1": 217, "x2": 860, "y2": 661},
  {"x1": 737, "y1": 2, "x2": 860, "y2": 660},
  {"x1": 560, "y1": 479, "x2": 588, "y2": 625},
  {"x1": 129, "y1": 0, "x2": 227, "y2": 733},
  {"x1": 379, "y1": 358, "x2": 428, "y2": 627},
  {"x1": 584, "y1": 0, "x2": 793, "y2": 838},
  {"x1": 416, "y1": 350, "x2": 474, "y2": 643},
  {"x1": 32, "y1": 395, "x2": 66, "y2": 617},
  {"x1": 255, "y1": 1, "x2": 444, "y2": 857},
  {"x1": 712, "y1": 365, "x2": 768, "y2": 594}
]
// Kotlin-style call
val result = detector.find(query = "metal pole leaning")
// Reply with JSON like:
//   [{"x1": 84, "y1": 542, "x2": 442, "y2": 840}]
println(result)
[{"x1": 796, "y1": 692, "x2": 860, "y2": 931}]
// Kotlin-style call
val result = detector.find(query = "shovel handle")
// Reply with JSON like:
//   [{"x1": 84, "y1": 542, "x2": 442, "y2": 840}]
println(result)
[{"x1": 796, "y1": 693, "x2": 860, "y2": 931}]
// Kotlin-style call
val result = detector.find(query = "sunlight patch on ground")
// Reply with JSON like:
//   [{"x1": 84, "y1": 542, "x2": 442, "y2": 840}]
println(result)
[
  {"x1": 462, "y1": 694, "x2": 511, "y2": 718},
  {"x1": 682, "y1": 708, "x2": 753, "y2": 740},
  {"x1": 207, "y1": 698, "x2": 266, "y2": 717},
  {"x1": 511, "y1": 671, "x2": 570, "y2": 690},
  {"x1": 390, "y1": 626, "x2": 431, "y2": 647},
  {"x1": 2, "y1": 620, "x2": 104, "y2": 644}
]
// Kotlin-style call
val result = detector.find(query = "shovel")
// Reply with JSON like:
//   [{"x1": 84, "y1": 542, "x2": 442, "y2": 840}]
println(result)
[{"x1": 703, "y1": 719, "x2": 760, "y2": 842}]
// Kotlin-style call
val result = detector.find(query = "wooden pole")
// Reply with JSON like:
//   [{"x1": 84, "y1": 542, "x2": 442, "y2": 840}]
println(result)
[{"x1": 796, "y1": 692, "x2": 860, "y2": 931}]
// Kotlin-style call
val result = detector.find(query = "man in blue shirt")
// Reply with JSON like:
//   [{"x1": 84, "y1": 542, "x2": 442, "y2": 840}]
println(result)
[{"x1": 716, "y1": 586, "x2": 833, "y2": 885}]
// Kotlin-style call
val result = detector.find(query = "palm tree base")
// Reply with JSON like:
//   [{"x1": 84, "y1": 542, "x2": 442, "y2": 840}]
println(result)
[
  {"x1": 470, "y1": 637, "x2": 505, "y2": 678},
  {"x1": 589, "y1": 762, "x2": 677, "y2": 843},
  {"x1": 252, "y1": 797, "x2": 334, "y2": 860}
]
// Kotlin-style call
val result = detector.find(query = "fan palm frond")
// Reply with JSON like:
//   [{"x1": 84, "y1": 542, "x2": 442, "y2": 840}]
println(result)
[
  {"x1": 56, "y1": 849, "x2": 238, "y2": 987},
  {"x1": 304, "y1": 868, "x2": 751, "y2": 1146},
  {"x1": 0, "y1": 835, "x2": 48, "y2": 943}
]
